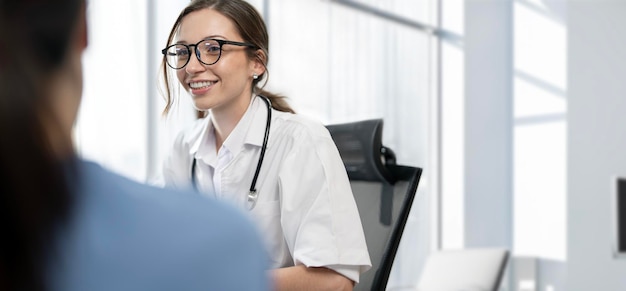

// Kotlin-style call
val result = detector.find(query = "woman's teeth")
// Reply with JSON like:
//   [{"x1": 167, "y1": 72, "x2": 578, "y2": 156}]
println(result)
[{"x1": 189, "y1": 81, "x2": 214, "y2": 89}]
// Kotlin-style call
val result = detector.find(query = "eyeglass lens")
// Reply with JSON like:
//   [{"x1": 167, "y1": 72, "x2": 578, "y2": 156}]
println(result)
[{"x1": 165, "y1": 39, "x2": 222, "y2": 69}]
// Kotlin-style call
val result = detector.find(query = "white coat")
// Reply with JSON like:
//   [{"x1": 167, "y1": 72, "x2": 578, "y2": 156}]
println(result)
[{"x1": 163, "y1": 96, "x2": 371, "y2": 283}]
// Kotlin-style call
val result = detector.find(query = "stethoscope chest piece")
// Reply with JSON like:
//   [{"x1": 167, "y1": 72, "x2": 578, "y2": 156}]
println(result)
[{"x1": 247, "y1": 190, "x2": 258, "y2": 210}]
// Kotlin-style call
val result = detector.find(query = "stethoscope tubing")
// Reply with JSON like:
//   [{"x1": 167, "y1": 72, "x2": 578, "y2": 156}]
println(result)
[{"x1": 190, "y1": 95, "x2": 272, "y2": 210}]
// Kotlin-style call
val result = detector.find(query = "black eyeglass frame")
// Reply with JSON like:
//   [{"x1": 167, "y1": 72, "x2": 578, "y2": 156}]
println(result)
[{"x1": 161, "y1": 38, "x2": 258, "y2": 69}]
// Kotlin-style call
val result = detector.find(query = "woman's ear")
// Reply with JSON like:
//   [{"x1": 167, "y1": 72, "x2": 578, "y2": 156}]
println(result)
[{"x1": 252, "y1": 49, "x2": 267, "y2": 75}]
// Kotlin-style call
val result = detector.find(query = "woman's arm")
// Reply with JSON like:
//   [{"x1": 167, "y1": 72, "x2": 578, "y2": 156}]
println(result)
[
  {"x1": 272, "y1": 120, "x2": 370, "y2": 290},
  {"x1": 272, "y1": 265, "x2": 354, "y2": 291}
]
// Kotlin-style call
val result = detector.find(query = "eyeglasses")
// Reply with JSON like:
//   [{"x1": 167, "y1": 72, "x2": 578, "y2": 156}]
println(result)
[{"x1": 162, "y1": 38, "x2": 258, "y2": 69}]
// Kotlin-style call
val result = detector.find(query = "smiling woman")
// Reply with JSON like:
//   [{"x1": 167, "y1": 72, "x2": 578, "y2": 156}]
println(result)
[
  {"x1": 160, "y1": 1, "x2": 293, "y2": 118},
  {"x1": 159, "y1": 1, "x2": 372, "y2": 290}
]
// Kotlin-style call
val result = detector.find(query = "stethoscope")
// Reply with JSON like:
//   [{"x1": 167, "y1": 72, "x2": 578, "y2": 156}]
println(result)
[{"x1": 191, "y1": 95, "x2": 272, "y2": 210}]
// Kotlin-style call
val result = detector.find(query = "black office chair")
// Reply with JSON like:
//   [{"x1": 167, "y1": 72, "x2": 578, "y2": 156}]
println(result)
[{"x1": 326, "y1": 119, "x2": 423, "y2": 291}]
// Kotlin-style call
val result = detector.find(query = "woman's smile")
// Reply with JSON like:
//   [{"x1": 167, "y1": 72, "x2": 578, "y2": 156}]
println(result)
[{"x1": 189, "y1": 80, "x2": 216, "y2": 95}]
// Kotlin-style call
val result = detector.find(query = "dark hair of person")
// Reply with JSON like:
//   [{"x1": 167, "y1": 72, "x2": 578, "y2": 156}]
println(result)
[
  {"x1": 0, "y1": 0, "x2": 83, "y2": 290},
  {"x1": 160, "y1": 0, "x2": 295, "y2": 118}
]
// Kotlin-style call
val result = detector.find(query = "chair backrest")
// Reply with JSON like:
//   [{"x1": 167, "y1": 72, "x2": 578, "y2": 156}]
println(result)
[
  {"x1": 326, "y1": 119, "x2": 423, "y2": 291},
  {"x1": 416, "y1": 248, "x2": 510, "y2": 291}
]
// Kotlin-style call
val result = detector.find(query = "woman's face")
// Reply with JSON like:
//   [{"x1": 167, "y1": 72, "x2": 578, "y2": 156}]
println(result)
[{"x1": 175, "y1": 8, "x2": 262, "y2": 112}]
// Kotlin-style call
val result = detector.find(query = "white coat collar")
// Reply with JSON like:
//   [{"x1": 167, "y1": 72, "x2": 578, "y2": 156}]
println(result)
[
  {"x1": 244, "y1": 95, "x2": 271, "y2": 148},
  {"x1": 187, "y1": 95, "x2": 268, "y2": 160}
]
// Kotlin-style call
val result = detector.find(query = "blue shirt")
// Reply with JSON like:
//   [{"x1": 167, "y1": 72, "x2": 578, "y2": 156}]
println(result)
[{"x1": 49, "y1": 160, "x2": 270, "y2": 291}]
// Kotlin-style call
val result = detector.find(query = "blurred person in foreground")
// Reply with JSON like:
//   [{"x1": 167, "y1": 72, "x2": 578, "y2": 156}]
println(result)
[{"x1": 0, "y1": 1, "x2": 270, "y2": 290}]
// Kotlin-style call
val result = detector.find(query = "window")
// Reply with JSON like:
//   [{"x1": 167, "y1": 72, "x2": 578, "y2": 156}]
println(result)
[
  {"x1": 76, "y1": 0, "x2": 149, "y2": 182},
  {"x1": 266, "y1": 1, "x2": 437, "y2": 287},
  {"x1": 513, "y1": 0, "x2": 567, "y2": 262}
]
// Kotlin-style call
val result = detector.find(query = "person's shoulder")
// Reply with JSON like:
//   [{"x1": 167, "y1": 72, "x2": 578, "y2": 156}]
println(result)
[
  {"x1": 63, "y1": 161, "x2": 270, "y2": 291},
  {"x1": 79, "y1": 160, "x2": 255, "y2": 233}
]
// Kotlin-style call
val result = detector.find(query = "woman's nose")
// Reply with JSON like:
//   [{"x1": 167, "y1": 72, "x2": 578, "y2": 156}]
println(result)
[{"x1": 185, "y1": 52, "x2": 206, "y2": 74}]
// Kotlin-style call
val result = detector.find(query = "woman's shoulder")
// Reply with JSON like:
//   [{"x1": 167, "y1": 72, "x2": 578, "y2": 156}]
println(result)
[{"x1": 273, "y1": 111, "x2": 332, "y2": 141}]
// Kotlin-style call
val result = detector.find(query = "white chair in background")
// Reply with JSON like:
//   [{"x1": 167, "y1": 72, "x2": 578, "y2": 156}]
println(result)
[{"x1": 416, "y1": 248, "x2": 509, "y2": 291}]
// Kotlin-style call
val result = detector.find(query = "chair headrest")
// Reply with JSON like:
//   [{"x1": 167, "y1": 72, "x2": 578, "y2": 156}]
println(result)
[{"x1": 326, "y1": 119, "x2": 396, "y2": 184}]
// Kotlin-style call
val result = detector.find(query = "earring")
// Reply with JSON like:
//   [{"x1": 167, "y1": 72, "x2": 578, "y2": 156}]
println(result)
[{"x1": 253, "y1": 74, "x2": 259, "y2": 80}]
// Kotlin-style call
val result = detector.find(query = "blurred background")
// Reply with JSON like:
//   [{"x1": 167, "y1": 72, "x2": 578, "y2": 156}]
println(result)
[{"x1": 74, "y1": 0, "x2": 626, "y2": 290}]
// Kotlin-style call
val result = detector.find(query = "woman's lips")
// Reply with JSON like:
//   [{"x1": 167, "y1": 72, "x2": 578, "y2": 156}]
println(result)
[{"x1": 189, "y1": 80, "x2": 216, "y2": 95}]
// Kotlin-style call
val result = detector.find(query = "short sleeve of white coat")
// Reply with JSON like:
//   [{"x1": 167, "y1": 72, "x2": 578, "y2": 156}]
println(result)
[{"x1": 277, "y1": 119, "x2": 371, "y2": 276}]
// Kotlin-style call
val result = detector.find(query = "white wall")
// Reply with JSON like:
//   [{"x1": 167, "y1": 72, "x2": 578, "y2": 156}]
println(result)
[
  {"x1": 464, "y1": 0, "x2": 512, "y2": 250},
  {"x1": 568, "y1": 1, "x2": 626, "y2": 290}
]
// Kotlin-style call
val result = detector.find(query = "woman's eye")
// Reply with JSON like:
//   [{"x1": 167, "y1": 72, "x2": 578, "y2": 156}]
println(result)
[
  {"x1": 176, "y1": 49, "x2": 190, "y2": 56},
  {"x1": 205, "y1": 45, "x2": 220, "y2": 54}
]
